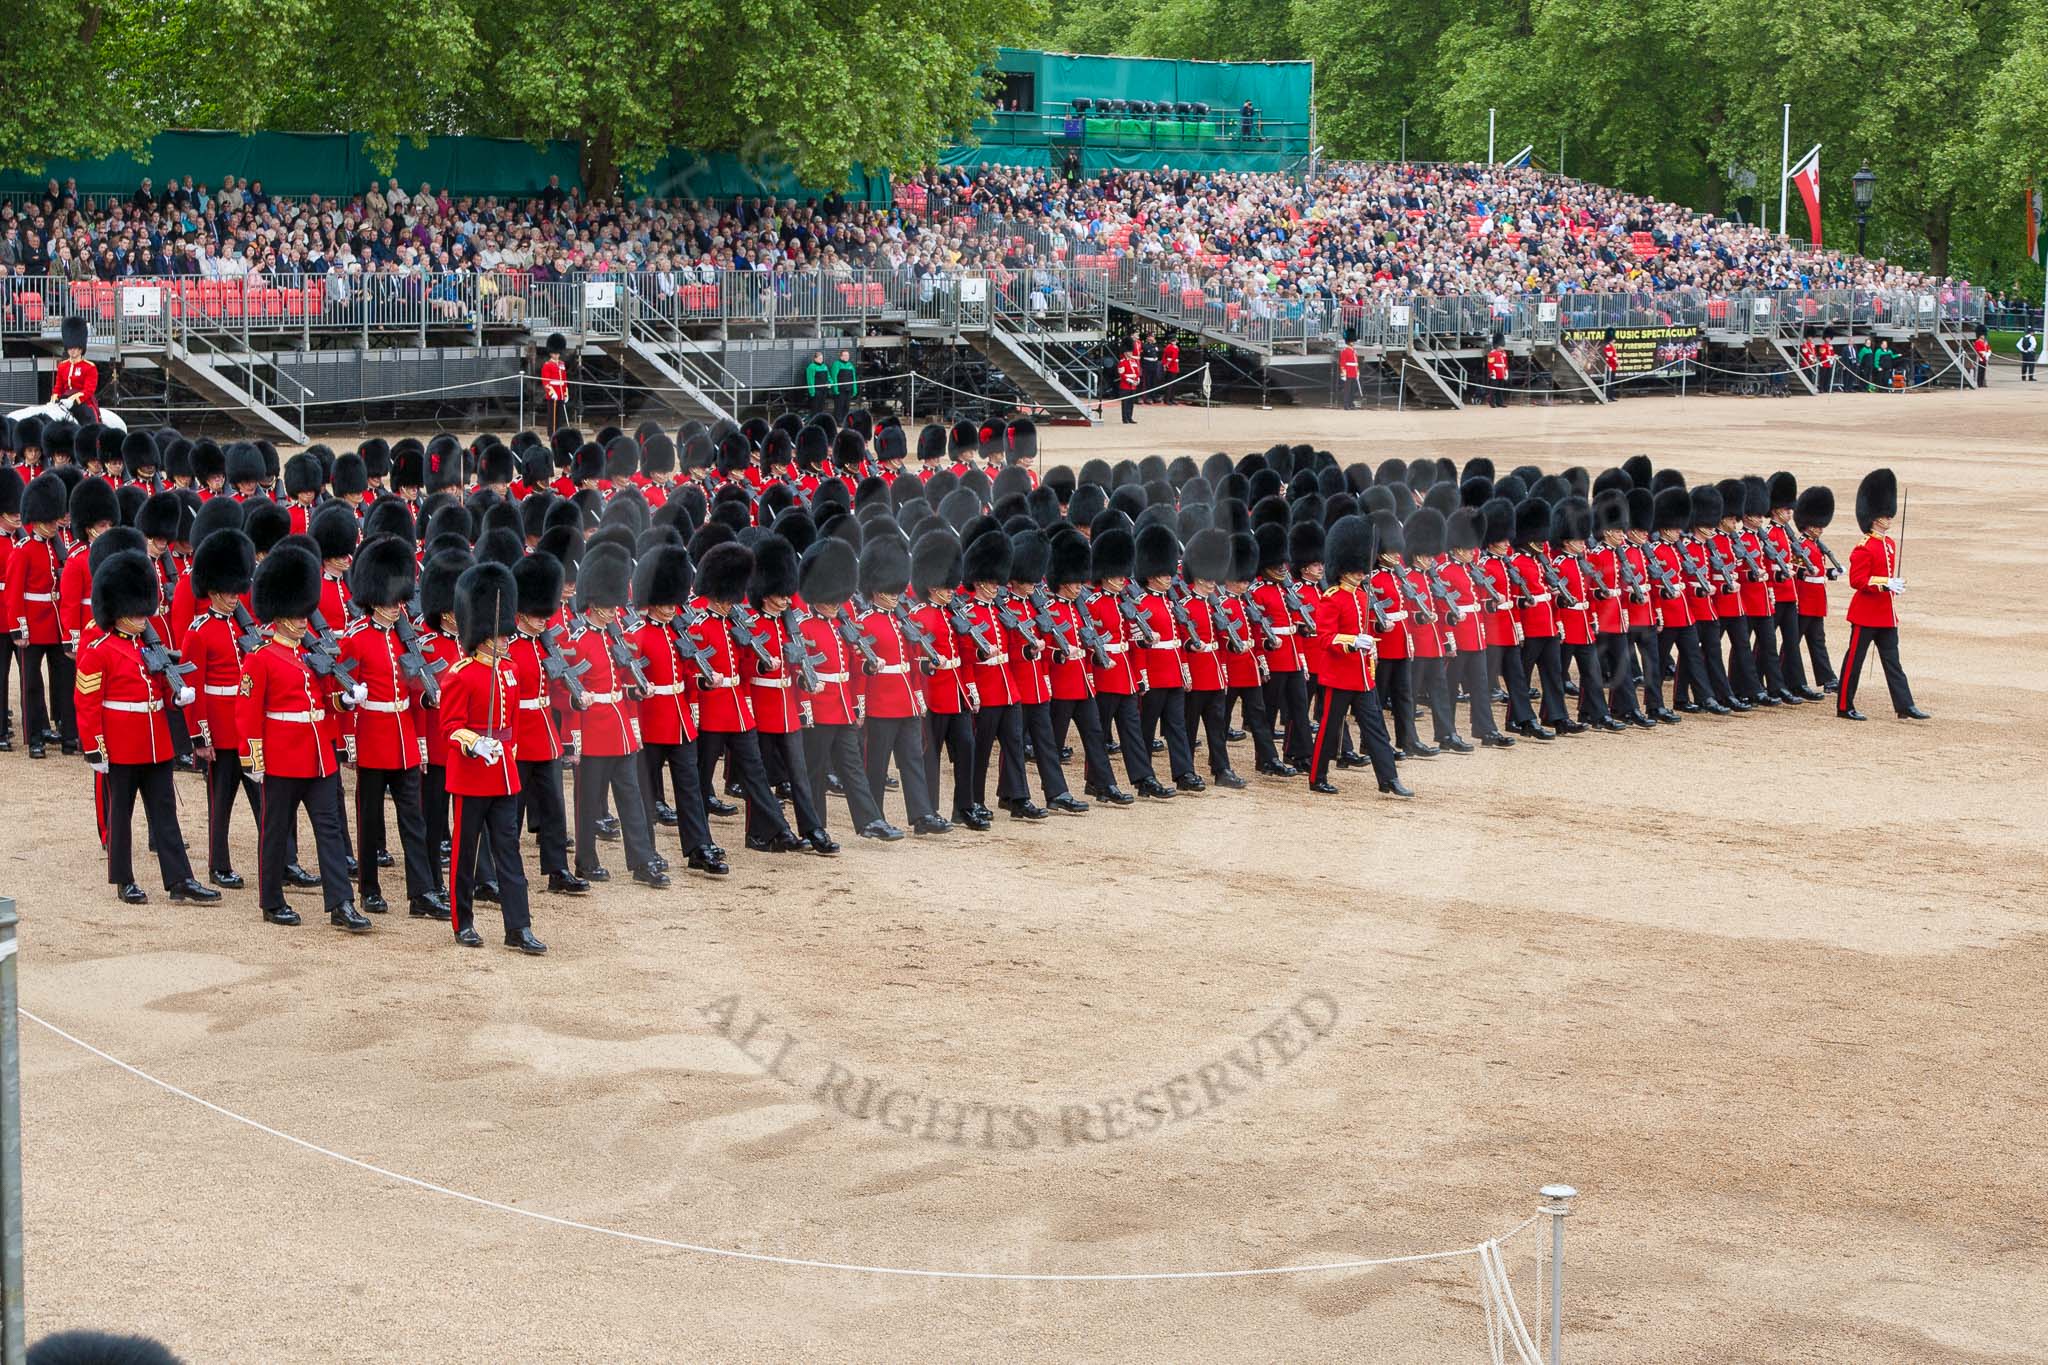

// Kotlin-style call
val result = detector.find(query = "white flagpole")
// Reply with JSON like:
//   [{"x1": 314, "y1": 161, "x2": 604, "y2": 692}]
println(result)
[
  {"x1": 1779, "y1": 104, "x2": 1791, "y2": 236},
  {"x1": 1489, "y1": 109, "x2": 1496, "y2": 165}
]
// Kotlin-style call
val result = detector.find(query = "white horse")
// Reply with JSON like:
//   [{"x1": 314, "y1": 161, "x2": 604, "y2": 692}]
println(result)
[{"x1": 4, "y1": 396, "x2": 127, "y2": 432}]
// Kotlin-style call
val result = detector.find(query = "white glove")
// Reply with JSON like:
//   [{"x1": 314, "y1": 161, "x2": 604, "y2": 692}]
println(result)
[
  {"x1": 346, "y1": 683, "x2": 369, "y2": 706},
  {"x1": 87, "y1": 756, "x2": 109, "y2": 775},
  {"x1": 470, "y1": 735, "x2": 503, "y2": 763},
  {"x1": 247, "y1": 768, "x2": 264, "y2": 785},
  {"x1": 174, "y1": 686, "x2": 196, "y2": 708}
]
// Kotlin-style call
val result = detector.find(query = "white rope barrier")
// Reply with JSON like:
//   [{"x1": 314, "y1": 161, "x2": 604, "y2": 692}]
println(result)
[{"x1": 23, "y1": 1006, "x2": 1543, "y2": 1289}]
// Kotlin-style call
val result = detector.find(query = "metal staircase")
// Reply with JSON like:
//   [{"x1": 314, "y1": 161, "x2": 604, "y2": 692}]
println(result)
[
  {"x1": 963, "y1": 319, "x2": 1098, "y2": 423},
  {"x1": 1544, "y1": 344, "x2": 1611, "y2": 404},
  {"x1": 606, "y1": 291, "x2": 741, "y2": 423},
  {"x1": 158, "y1": 333, "x2": 311, "y2": 443}
]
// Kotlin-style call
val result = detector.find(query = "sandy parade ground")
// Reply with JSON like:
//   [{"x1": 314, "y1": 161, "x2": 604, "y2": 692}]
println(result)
[{"x1": 10, "y1": 379, "x2": 2047, "y2": 1362}]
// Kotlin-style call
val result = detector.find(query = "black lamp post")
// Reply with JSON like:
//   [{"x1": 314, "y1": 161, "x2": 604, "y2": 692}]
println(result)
[{"x1": 1852, "y1": 162, "x2": 1877, "y2": 256}]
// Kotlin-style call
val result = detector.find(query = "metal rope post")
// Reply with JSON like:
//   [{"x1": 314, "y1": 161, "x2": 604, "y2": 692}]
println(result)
[
  {"x1": 1, "y1": 898, "x2": 22, "y2": 1365},
  {"x1": 1538, "y1": 1184, "x2": 1576, "y2": 1364}
]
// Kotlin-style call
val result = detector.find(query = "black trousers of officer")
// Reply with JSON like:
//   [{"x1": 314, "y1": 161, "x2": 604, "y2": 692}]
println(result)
[
  {"x1": 2021, "y1": 354, "x2": 2037, "y2": 381},
  {"x1": 922, "y1": 710, "x2": 975, "y2": 819},
  {"x1": 1184, "y1": 687, "x2": 1233, "y2": 776},
  {"x1": 1658, "y1": 624, "x2": 1714, "y2": 711},
  {"x1": 21, "y1": 643, "x2": 73, "y2": 743},
  {"x1": 805, "y1": 723, "x2": 883, "y2": 830},
  {"x1": 1264, "y1": 670, "x2": 1311, "y2": 766},
  {"x1": 1454, "y1": 648, "x2": 1502, "y2": 737},
  {"x1": 422, "y1": 761, "x2": 451, "y2": 874},
  {"x1": 697, "y1": 730, "x2": 795, "y2": 843},
  {"x1": 259, "y1": 772, "x2": 351, "y2": 912},
  {"x1": 865, "y1": 715, "x2": 936, "y2": 825},
  {"x1": 355, "y1": 764, "x2": 435, "y2": 904},
  {"x1": 1092, "y1": 693, "x2": 1155, "y2": 787},
  {"x1": 1795, "y1": 614, "x2": 1836, "y2": 688},
  {"x1": 1310, "y1": 685, "x2": 1400, "y2": 787},
  {"x1": 758, "y1": 729, "x2": 827, "y2": 837},
  {"x1": 1599, "y1": 630, "x2": 1642, "y2": 719},
  {"x1": 1120, "y1": 393, "x2": 1136, "y2": 424},
  {"x1": 1487, "y1": 643, "x2": 1538, "y2": 727},
  {"x1": 205, "y1": 749, "x2": 261, "y2": 874},
  {"x1": 106, "y1": 760, "x2": 195, "y2": 890},
  {"x1": 642, "y1": 741, "x2": 715, "y2": 855},
  {"x1": 516, "y1": 757, "x2": 573, "y2": 875},
  {"x1": 1139, "y1": 684, "x2": 1196, "y2": 784},
  {"x1": 1749, "y1": 613, "x2": 1787, "y2": 696},
  {"x1": 1050, "y1": 695, "x2": 1114, "y2": 794},
  {"x1": 1018, "y1": 701, "x2": 1074, "y2": 801},
  {"x1": 1773, "y1": 601, "x2": 1811, "y2": 690},
  {"x1": 1838, "y1": 623, "x2": 1916, "y2": 715},
  {"x1": 971, "y1": 703, "x2": 1030, "y2": 810},
  {"x1": 451, "y1": 793, "x2": 532, "y2": 941},
  {"x1": 1562, "y1": 642, "x2": 1611, "y2": 723},
  {"x1": 1520, "y1": 635, "x2": 1570, "y2": 725},
  {"x1": 0, "y1": 639, "x2": 13, "y2": 738},
  {"x1": 1413, "y1": 656, "x2": 1459, "y2": 742},
  {"x1": 574, "y1": 751, "x2": 658, "y2": 873}
]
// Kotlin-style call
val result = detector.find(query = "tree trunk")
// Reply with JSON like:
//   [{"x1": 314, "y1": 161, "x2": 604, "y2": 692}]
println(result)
[
  {"x1": 581, "y1": 130, "x2": 617, "y2": 201},
  {"x1": 1924, "y1": 195, "x2": 1952, "y2": 276}
]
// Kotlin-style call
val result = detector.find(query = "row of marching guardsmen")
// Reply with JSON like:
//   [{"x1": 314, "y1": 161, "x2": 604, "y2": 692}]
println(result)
[{"x1": 0, "y1": 415, "x2": 1919, "y2": 956}]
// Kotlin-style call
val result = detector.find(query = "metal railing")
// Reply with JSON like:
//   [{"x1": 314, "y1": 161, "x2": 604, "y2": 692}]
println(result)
[{"x1": 0, "y1": 271, "x2": 1988, "y2": 358}]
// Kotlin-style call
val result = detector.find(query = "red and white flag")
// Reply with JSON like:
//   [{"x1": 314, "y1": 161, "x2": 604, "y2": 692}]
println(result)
[{"x1": 1788, "y1": 145, "x2": 1823, "y2": 247}]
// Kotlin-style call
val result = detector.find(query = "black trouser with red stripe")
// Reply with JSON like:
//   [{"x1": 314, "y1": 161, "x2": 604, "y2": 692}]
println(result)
[
  {"x1": 1748, "y1": 613, "x2": 1786, "y2": 697},
  {"x1": 1017, "y1": 701, "x2": 1073, "y2": 801},
  {"x1": 1519, "y1": 636, "x2": 1568, "y2": 725},
  {"x1": 575, "y1": 751, "x2": 659, "y2": 872},
  {"x1": 451, "y1": 792, "x2": 530, "y2": 940},
  {"x1": 1689, "y1": 618, "x2": 1740, "y2": 707},
  {"x1": 206, "y1": 749, "x2": 261, "y2": 875},
  {"x1": 258, "y1": 772, "x2": 351, "y2": 913},
  {"x1": 0, "y1": 637, "x2": 12, "y2": 739},
  {"x1": 1628, "y1": 624, "x2": 1663, "y2": 714},
  {"x1": 1838, "y1": 623, "x2": 1915, "y2": 715},
  {"x1": 106, "y1": 760, "x2": 194, "y2": 890},
  {"x1": 1231, "y1": 683, "x2": 1282, "y2": 768},
  {"x1": 1309, "y1": 684, "x2": 1399, "y2": 788},
  {"x1": 356, "y1": 764, "x2": 435, "y2": 904},
  {"x1": 1379, "y1": 657, "x2": 1423, "y2": 749}
]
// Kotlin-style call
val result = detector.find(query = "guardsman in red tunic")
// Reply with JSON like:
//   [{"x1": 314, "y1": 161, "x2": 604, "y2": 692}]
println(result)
[
  {"x1": 907, "y1": 531, "x2": 981, "y2": 822},
  {"x1": 180, "y1": 528, "x2": 263, "y2": 886},
  {"x1": 1080, "y1": 527, "x2": 1166, "y2": 800},
  {"x1": 1484, "y1": 338, "x2": 1510, "y2": 408},
  {"x1": 1037, "y1": 531, "x2": 1122, "y2": 804},
  {"x1": 1676, "y1": 485, "x2": 1739, "y2": 712},
  {"x1": 853, "y1": 538, "x2": 950, "y2": 833},
  {"x1": 541, "y1": 332, "x2": 570, "y2": 429},
  {"x1": 8, "y1": 473, "x2": 75, "y2": 756},
  {"x1": 1003, "y1": 533, "x2": 1085, "y2": 816},
  {"x1": 1586, "y1": 490, "x2": 1653, "y2": 728},
  {"x1": 1734, "y1": 475, "x2": 1795, "y2": 705},
  {"x1": 339, "y1": 536, "x2": 445, "y2": 919},
  {"x1": 1337, "y1": 329, "x2": 1362, "y2": 410},
  {"x1": 1839, "y1": 467, "x2": 1925, "y2": 721},
  {"x1": 1401, "y1": 509, "x2": 1469, "y2": 752},
  {"x1": 0, "y1": 466, "x2": 19, "y2": 750},
  {"x1": 1219, "y1": 530, "x2": 1285, "y2": 775},
  {"x1": 1648, "y1": 488, "x2": 1722, "y2": 716},
  {"x1": 738, "y1": 535, "x2": 838, "y2": 855},
  {"x1": 1478, "y1": 498, "x2": 1547, "y2": 738},
  {"x1": 630, "y1": 546, "x2": 729, "y2": 876},
  {"x1": 239, "y1": 545, "x2": 370, "y2": 931},
  {"x1": 956, "y1": 531, "x2": 1036, "y2": 820},
  {"x1": 1600, "y1": 330, "x2": 1621, "y2": 399},
  {"x1": 508, "y1": 553, "x2": 588, "y2": 894},
  {"x1": 1440, "y1": 508, "x2": 1509, "y2": 745},
  {"x1": 60, "y1": 477, "x2": 121, "y2": 665},
  {"x1": 1508, "y1": 498, "x2": 1581, "y2": 732},
  {"x1": 53, "y1": 316, "x2": 100, "y2": 422},
  {"x1": 1549, "y1": 498, "x2": 1625, "y2": 731},
  {"x1": 415, "y1": 551, "x2": 469, "y2": 901},
  {"x1": 1160, "y1": 338, "x2": 1181, "y2": 400},
  {"x1": 1705, "y1": 480, "x2": 1759, "y2": 706},
  {"x1": 440, "y1": 562, "x2": 546, "y2": 954},
  {"x1": 1971, "y1": 330, "x2": 1990, "y2": 386},
  {"x1": 1128, "y1": 523, "x2": 1199, "y2": 790},
  {"x1": 1790, "y1": 486, "x2": 1840, "y2": 693},
  {"x1": 693, "y1": 542, "x2": 804, "y2": 853},
  {"x1": 796, "y1": 539, "x2": 900, "y2": 839},
  {"x1": 1250, "y1": 523, "x2": 1311, "y2": 771},
  {"x1": 1117, "y1": 344, "x2": 1142, "y2": 425},
  {"x1": 1178, "y1": 531, "x2": 1238, "y2": 786},
  {"x1": 1766, "y1": 471, "x2": 1826, "y2": 700},
  {"x1": 1366, "y1": 512, "x2": 1428, "y2": 755},
  {"x1": 1622, "y1": 489, "x2": 1673, "y2": 723},
  {"x1": 566, "y1": 542, "x2": 671, "y2": 884},
  {"x1": 76, "y1": 550, "x2": 217, "y2": 906},
  {"x1": 1307, "y1": 515, "x2": 1407, "y2": 798}
]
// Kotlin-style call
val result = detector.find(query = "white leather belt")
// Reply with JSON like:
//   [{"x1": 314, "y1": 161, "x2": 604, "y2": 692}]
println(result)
[
  {"x1": 1803, "y1": 575, "x2": 1827, "y2": 585},
  {"x1": 518, "y1": 697, "x2": 551, "y2": 711},
  {"x1": 204, "y1": 684, "x2": 239, "y2": 697},
  {"x1": 358, "y1": 698, "x2": 410, "y2": 713},
  {"x1": 1188, "y1": 641, "x2": 1218, "y2": 653},
  {"x1": 979, "y1": 653, "x2": 1009, "y2": 666},
  {"x1": 584, "y1": 690, "x2": 623, "y2": 704},
  {"x1": 874, "y1": 664, "x2": 910, "y2": 675},
  {"x1": 1151, "y1": 637, "x2": 1180, "y2": 649},
  {"x1": 104, "y1": 699, "x2": 164, "y2": 713},
  {"x1": 703, "y1": 673, "x2": 739, "y2": 689},
  {"x1": 1102, "y1": 642, "x2": 1129, "y2": 655},
  {"x1": 266, "y1": 709, "x2": 326, "y2": 723},
  {"x1": 1527, "y1": 593, "x2": 1551, "y2": 604},
  {"x1": 644, "y1": 682, "x2": 685, "y2": 696},
  {"x1": 1269, "y1": 625, "x2": 1295, "y2": 636},
  {"x1": 813, "y1": 671, "x2": 849, "y2": 684},
  {"x1": 1385, "y1": 610, "x2": 1407, "y2": 622},
  {"x1": 20, "y1": 593, "x2": 53, "y2": 603},
  {"x1": 932, "y1": 659, "x2": 959, "y2": 670},
  {"x1": 752, "y1": 677, "x2": 789, "y2": 689}
]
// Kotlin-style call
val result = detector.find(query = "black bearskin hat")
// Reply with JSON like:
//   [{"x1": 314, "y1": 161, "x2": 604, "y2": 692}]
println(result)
[
  {"x1": 284, "y1": 453, "x2": 324, "y2": 499},
  {"x1": 910, "y1": 530, "x2": 962, "y2": 594},
  {"x1": 1324, "y1": 514, "x2": 1375, "y2": 578},
  {"x1": 191, "y1": 528, "x2": 255, "y2": 598},
  {"x1": 1513, "y1": 498, "x2": 1550, "y2": 548},
  {"x1": 70, "y1": 477, "x2": 119, "y2": 541},
  {"x1": 1007, "y1": 416, "x2": 1038, "y2": 463},
  {"x1": 90, "y1": 550, "x2": 159, "y2": 630},
  {"x1": 513, "y1": 551, "x2": 563, "y2": 618},
  {"x1": 479, "y1": 442, "x2": 515, "y2": 488},
  {"x1": 1551, "y1": 496, "x2": 1594, "y2": 545},
  {"x1": 456, "y1": 561, "x2": 518, "y2": 653},
  {"x1": 578, "y1": 542, "x2": 634, "y2": 610},
  {"x1": 1182, "y1": 527, "x2": 1231, "y2": 583},
  {"x1": 1795, "y1": 486, "x2": 1834, "y2": 532},
  {"x1": 332, "y1": 453, "x2": 369, "y2": 499},
  {"x1": 1626, "y1": 487, "x2": 1654, "y2": 534},
  {"x1": 799, "y1": 537, "x2": 857, "y2": 605},
  {"x1": 310, "y1": 501, "x2": 359, "y2": 562},
  {"x1": 1405, "y1": 507, "x2": 1447, "y2": 558},
  {"x1": 1690, "y1": 484, "x2": 1724, "y2": 529},
  {"x1": 121, "y1": 430, "x2": 160, "y2": 480},
  {"x1": 1480, "y1": 496, "x2": 1515, "y2": 547},
  {"x1": 1372, "y1": 510, "x2": 1405, "y2": 559},
  {"x1": 1227, "y1": 530, "x2": 1259, "y2": 584},
  {"x1": 1046, "y1": 531, "x2": 1092, "y2": 587},
  {"x1": 748, "y1": 534, "x2": 800, "y2": 603},
  {"x1": 1741, "y1": 475, "x2": 1770, "y2": 520},
  {"x1": 136, "y1": 491, "x2": 183, "y2": 544},
  {"x1": 21, "y1": 472, "x2": 67, "y2": 527},
  {"x1": 348, "y1": 534, "x2": 416, "y2": 609},
  {"x1": 859, "y1": 536, "x2": 912, "y2": 597},
  {"x1": 1767, "y1": 471, "x2": 1797, "y2": 511},
  {"x1": 962, "y1": 529, "x2": 1013, "y2": 586},
  {"x1": 1652, "y1": 487, "x2": 1691, "y2": 533},
  {"x1": 1447, "y1": 507, "x2": 1485, "y2": 553},
  {"x1": 696, "y1": 542, "x2": 752, "y2": 604},
  {"x1": 948, "y1": 419, "x2": 979, "y2": 460},
  {"x1": 252, "y1": 544, "x2": 322, "y2": 622},
  {"x1": 1288, "y1": 519, "x2": 1325, "y2": 568},
  {"x1": 1008, "y1": 529, "x2": 1049, "y2": 585},
  {"x1": 1855, "y1": 468, "x2": 1896, "y2": 533},
  {"x1": 419, "y1": 551, "x2": 473, "y2": 622},
  {"x1": 1132, "y1": 523, "x2": 1181, "y2": 583},
  {"x1": 1591, "y1": 490, "x2": 1630, "y2": 539},
  {"x1": 633, "y1": 545, "x2": 695, "y2": 609},
  {"x1": 1090, "y1": 527, "x2": 1135, "y2": 581}
]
